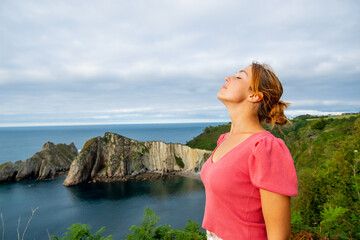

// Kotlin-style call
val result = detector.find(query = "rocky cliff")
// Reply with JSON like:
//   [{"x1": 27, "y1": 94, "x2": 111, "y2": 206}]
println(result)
[
  {"x1": 0, "y1": 142, "x2": 77, "y2": 183},
  {"x1": 63, "y1": 132, "x2": 212, "y2": 186}
]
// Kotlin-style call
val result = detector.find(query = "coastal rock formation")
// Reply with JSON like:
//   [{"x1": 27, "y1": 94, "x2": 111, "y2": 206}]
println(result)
[
  {"x1": 0, "y1": 142, "x2": 77, "y2": 183},
  {"x1": 63, "y1": 132, "x2": 212, "y2": 186},
  {"x1": 0, "y1": 161, "x2": 22, "y2": 183}
]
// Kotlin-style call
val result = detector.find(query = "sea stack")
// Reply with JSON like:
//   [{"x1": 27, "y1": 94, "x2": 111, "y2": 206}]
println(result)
[{"x1": 0, "y1": 142, "x2": 78, "y2": 183}]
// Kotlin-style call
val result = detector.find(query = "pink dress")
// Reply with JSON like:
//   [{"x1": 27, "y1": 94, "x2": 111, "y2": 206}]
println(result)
[{"x1": 201, "y1": 131, "x2": 298, "y2": 240}]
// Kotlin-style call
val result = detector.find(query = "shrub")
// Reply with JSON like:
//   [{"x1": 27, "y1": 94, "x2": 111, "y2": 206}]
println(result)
[
  {"x1": 126, "y1": 207, "x2": 206, "y2": 240},
  {"x1": 175, "y1": 156, "x2": 185, "y2": 168},
  {"x1": 51, "y1": 223, "x2": 112, "y2": 240},
  {"x1": 291, "y1": 211, "x2": 303, "y2": 232},
  {"x1": 311, "y1": 118, "x2": 327, "y2": 130},
  {"x1": 320, "y1": 206, "x2": 348, "y2": 238}
]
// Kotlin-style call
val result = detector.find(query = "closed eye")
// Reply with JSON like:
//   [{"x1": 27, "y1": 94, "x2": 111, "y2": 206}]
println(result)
[{"x1": 236, "y1": 77, "x2": 241, "y2": 79}]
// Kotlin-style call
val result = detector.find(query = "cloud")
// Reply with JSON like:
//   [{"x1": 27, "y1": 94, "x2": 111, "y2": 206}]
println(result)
[{"x1": 0, "y1": 0, "x2": 359, "y2": 126}]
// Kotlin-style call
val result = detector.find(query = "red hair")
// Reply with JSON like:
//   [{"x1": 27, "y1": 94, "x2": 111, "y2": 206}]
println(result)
[{"x1": 251, "y1": 62, "x2": 290, "y2": 129}]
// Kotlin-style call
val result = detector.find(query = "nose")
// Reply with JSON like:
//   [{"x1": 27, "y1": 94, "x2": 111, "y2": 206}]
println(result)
[{"x1": 225, "y1": 76, "x2": 231, "y2": 82}]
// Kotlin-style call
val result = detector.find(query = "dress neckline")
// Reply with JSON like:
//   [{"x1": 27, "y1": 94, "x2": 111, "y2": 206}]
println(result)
[{"x1": 210, "y1": 131, "x2": 270, "y2": 164}]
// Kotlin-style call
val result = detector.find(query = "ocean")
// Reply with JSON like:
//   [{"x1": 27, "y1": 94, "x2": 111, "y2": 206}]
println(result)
[{"x1": 0, "y1": 122, "x2": 224, "y2": 239}]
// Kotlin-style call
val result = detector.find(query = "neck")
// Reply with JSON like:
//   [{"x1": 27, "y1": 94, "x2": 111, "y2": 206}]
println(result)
[{"x1": 225, "y1": 102, "x2": 265, "y2": 134}]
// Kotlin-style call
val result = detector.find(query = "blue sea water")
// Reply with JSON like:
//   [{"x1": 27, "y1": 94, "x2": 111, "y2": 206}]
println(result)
[
  {"x1": 0, "y1": 122, "x2": 225, "y2": 164},
  {"x1": 0, "y1": 122, "x2": 224, "y2": 239}
]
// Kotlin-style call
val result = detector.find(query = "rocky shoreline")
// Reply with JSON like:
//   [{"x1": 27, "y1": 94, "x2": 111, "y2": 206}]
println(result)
[
  {"x1": 0, "y1": 132, "x2": 210, "y2": 185},
  {"x1": 88, "y1": 170, "x2": 201, "y2": 183}
]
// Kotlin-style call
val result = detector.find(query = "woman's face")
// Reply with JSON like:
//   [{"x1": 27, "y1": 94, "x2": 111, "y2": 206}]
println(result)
[{"x1": 217, "y1": 66, "x2": 253, "y2": 104}]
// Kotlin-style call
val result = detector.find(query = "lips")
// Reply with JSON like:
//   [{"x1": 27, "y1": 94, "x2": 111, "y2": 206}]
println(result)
[{"x1": 221, "y1": 84, "x2": 227, "y2": 89}]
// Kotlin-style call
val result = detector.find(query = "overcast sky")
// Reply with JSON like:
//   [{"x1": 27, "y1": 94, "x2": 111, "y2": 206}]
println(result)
[{"x1": 0, "y1": 0, "x2": 359, "y2": 126}]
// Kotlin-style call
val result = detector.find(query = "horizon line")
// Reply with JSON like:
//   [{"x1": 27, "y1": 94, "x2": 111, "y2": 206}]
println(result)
[
  {"x1": 0, "y1": 119, "x2": 231, "y2": 128},
  {"x1": 1, "y1": 111, "x2": 357, "y2": 128}
]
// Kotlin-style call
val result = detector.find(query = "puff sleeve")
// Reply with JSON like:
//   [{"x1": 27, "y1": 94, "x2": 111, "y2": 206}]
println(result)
[{"x1": 248, "y1": 136, "x2": 298, "y2": 196}]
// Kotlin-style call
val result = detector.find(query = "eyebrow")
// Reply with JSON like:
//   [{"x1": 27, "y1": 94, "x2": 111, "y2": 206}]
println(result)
[{"x1": 237, "y1": 70, "x2": 248, "y2": 76}]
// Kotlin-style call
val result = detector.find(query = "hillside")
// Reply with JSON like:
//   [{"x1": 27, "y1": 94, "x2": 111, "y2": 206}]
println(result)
[{"x1": 186, "y1": 113, "x2": 360, "y2": 239}]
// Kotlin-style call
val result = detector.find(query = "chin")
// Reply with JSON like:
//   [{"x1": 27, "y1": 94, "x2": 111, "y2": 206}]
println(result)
[{"x1": 217, "y1": 93, "x2": 227, "y2": 104}]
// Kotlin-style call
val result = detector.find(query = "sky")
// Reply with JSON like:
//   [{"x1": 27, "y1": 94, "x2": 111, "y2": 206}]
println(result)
[{"x1": 0, "y1": 0, "x2": 359, "y2": 127}]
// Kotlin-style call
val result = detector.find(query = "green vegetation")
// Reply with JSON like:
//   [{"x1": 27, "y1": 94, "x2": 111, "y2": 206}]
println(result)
[
  {"x1": 186, "y1": 113, "x2": 360, "y2": 239},
  {"x1": 175, "y1": 156, "x2": 185, "y2": 168},
  {"x1": 142, "y1": 146, "x2": 149, "y2": 154},
  {"x1": 46, "y1": 207, "x2": 205, "y2": 240},
  {"x1": 51, "y1": 223, "x2": 112, "y2": 240},
  {"x1": 126, "y1": 207, "x2": 206, "y2": 240},
  {"x1": 310, "y1": 118, "x2": 327, "y2": 130},
  {"x1": 186, "y1": 123, "x2": 231, "y2": 150}
]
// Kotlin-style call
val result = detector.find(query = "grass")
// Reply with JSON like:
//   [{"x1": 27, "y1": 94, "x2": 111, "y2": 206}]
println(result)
[
  {"x1": 80, "y1": 137, "x2": 97, "y2": 154},
  {"x1": 305, "y1": 113, "x2": 360, "y2": 121}
]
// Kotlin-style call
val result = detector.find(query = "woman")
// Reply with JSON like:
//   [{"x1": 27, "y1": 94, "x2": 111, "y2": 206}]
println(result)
[{"x1": 201, "y1": 62, "x2": 298, "y2": 240}]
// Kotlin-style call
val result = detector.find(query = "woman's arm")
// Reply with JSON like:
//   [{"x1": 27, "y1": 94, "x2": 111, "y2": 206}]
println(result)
[{"x1": 260, "y1": 189, "x2": 291, "y2": 240}]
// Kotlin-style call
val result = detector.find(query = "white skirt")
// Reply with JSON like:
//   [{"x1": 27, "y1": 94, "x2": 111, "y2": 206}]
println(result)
[{"x1": 206, "y1": 230, "x2": 223, "y2": 240}]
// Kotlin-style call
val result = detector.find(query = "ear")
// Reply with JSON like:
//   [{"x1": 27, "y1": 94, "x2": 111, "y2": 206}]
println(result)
[{"x1": 249, "y1": 92, "x2": 263, "y2": 103}]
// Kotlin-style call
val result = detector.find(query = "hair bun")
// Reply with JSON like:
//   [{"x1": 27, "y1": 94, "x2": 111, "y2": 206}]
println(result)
[{"x1": 268, "y1": 100, "x2": 290, "y2": 126}]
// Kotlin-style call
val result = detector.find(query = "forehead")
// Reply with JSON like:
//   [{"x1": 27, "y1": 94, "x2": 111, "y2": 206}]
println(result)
[{"x1": 237, "y1": 66, "x2": 251, "y2": 76}]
